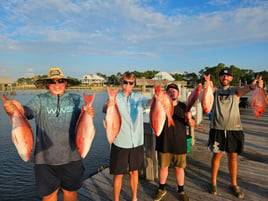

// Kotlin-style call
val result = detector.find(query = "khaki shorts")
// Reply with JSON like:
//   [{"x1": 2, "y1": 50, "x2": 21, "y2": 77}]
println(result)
[{"x1": 159, "y1": 152, "x2": 186, "y2": 169}]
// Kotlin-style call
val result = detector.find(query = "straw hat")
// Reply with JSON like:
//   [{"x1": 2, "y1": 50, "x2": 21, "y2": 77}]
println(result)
[{"x1": 35, "y1": 67, "x2": 76, "y2": 88}]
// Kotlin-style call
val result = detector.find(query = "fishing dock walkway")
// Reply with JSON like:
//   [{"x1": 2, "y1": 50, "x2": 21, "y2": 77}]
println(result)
[{"x1": 74, "y1": 107, "x2": 267, "y2": 201}]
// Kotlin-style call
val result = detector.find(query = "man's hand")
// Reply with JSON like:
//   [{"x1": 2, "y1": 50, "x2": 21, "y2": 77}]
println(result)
[
  {"x1": 185, "y1": 112, "x2": 195, "y2": 127},
  {"x1": 250, "y1": 75, "x2": 264, "y2": 90},
  {"x1": 203, "y1": 79, "x2": 213, "y2": 89},
  {"x1": 3, "y1": 100, "x2": 24, "y2": 115},
  {"x1": 83, "y1": 106, "x2": 94, "y2": 117}
]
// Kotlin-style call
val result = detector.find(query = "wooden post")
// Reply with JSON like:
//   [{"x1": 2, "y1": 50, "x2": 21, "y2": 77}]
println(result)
[
  {"x1": 141, "y1": 77, "x2": 146, "y2": 92},
  {"x1": 189, "y1": 126, "x2": 195, "y2": 146},
  {"x1": 142, "y1": 84, "x2": 146, "y2": 92},
  {"x1": 143, "y1": 123, "x2": 158, "y2": 181}
]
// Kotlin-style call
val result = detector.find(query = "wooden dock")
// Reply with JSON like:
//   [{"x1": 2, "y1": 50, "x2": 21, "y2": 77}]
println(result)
[{"x1": 73, "y1": 107, "x2": 267, "y2": 201}]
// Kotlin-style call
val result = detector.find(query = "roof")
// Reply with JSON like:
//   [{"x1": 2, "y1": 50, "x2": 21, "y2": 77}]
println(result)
[
  {"x1": 82, "y1": 74, "x2": 105, "y2": 80},
  {"x1": 152, "y1": 72, "x2": 175, "y2": 81},
  {"x1": 0, "y1": 77, "x2": 13, "y2": 84}
]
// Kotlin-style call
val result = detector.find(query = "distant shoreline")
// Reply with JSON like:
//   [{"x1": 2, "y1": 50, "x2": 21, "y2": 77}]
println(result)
[{"x1": 0, "y1": 86, "x2": 148, "y2": 94}]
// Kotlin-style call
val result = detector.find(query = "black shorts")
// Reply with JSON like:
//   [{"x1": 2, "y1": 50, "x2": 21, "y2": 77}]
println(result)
[
  {"x1": 208, "y1": 129, "x2": 244, "y2": 154},
  {"x1": 110, "y1": 144, "x2": 144, "y2": 175},
  {"x1": 34, "y1": 160, "x2": 84, "y2": 197}
]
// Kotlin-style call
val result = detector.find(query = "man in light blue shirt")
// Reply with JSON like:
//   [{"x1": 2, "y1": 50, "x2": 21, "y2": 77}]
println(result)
[{"x1": 105, "y1": 71, "x2": 152, "y2": 201}]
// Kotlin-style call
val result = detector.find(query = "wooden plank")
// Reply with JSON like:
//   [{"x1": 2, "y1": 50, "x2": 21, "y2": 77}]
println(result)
[{"x1": 76, "y1": 107, "x2": 268, "y2": 201}]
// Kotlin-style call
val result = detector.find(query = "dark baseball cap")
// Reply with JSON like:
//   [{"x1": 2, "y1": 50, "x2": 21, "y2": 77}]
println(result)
[
  {"x1": 219, "y1": 68, "x2": 232, "y2": 76},
  {"x1": 166, "y1": 83, "x2": 179, "y2": 91}
]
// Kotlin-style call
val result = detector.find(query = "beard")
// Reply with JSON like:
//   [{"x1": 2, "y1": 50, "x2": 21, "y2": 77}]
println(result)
[{"x1": 220, "y1": 79, "x2": 230, "y2": 87}]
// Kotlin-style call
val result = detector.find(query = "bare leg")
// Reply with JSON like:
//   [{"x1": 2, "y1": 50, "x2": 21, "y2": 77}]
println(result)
[
  {"x1": 113, "y1": 174, "x2": 123, "y2": 201},
  {"x1": 62, "y1": 189, "x2": 77, "y2": 201},
  {"x1": 175, "y1": 167, "x2": 184, "y2": 186},
  {"x1": 227, "y1": 152, "x2": 238, "y2": 186},
  {"x1": 129, "y1": 170, "x2": 139, "y2": 201},
  {"x1": 42, "y1": 189, "x2": 58, "y2": 201},
  {"x1": 211, "y1": 153, "x2": 222, "y2": 185},
  {"x1": 159, "y1": 167, "x2": 168, "y2": 184}
]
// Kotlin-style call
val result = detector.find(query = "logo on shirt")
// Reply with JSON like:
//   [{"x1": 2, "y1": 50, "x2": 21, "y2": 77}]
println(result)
[{"x1": 47, "y1": 106, "x2": 74, "y2": 114}]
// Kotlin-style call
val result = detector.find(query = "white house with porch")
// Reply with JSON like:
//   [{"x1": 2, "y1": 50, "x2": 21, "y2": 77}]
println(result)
[
  {"x1": 81, "y1": 74, "x2": 105, "y2": 86},
  {"x1": 152, "y1": 71, "x2": 175, "y2": 81}
]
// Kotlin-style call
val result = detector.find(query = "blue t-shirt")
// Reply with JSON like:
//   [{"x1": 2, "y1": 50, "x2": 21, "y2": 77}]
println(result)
[
  {"x1": 113, "y1": 91, "x2": 149, "y2": 148},
  {"x1": 24, "y1": 92, "x2": 84, "y2": 165}
]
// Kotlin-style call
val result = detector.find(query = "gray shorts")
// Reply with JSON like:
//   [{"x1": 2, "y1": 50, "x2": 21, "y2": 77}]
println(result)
[{"x1": 208, "y1": 129, "x2": 244, "y2": 154}]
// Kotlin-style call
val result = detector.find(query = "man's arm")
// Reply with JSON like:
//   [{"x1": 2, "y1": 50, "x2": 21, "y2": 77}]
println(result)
[
  {"x1": 236, "y1": 78, "x2": 263, "y2": 97},
  {"x1": 185, "y1": 111, "x2": 195, "y2": 127}
]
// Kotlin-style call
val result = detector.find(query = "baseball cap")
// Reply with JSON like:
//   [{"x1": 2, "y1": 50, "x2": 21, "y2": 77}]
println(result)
[
  {"x1": 219, "y1": 68, "x2": 232, "y2": 76},
  {"x1": 166, "y1": 83, "x2": 179, "y2": 91}
]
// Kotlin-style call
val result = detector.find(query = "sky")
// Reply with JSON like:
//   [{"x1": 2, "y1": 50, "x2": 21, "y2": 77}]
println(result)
[{"x1": 0, "y1": 0, "x2": 268, "y2": 80}]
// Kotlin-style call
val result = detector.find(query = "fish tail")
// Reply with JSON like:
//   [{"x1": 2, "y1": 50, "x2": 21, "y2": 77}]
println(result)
[
  {"x1": 2, "y1": 94, "x2": 8, "y2": 102},
  {"x1": 107, "y1": 88, "x2": 119, "y2": 100},
  {"x1": 204, "y1": 74, "x2": 210, "y2": 81},
  {"x1": 83, "y1": 93, "x2": 95, "y2": 105},
  {"x1": 154, "y1": 84, "x2": 162, "y2": 94}
]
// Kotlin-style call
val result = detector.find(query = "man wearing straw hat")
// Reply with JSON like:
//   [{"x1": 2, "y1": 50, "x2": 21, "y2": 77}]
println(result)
[{"x1": 3, "y1": 67, "x2": 94, "y2": 201}]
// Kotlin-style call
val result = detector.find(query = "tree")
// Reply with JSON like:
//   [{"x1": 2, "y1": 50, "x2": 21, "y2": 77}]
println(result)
[
  {"x1": 183, "y1": 72, "x2": 199, "y2": 88},
  {"x1": 171, "y1": 73, "x2": 184, "y2": 81}
]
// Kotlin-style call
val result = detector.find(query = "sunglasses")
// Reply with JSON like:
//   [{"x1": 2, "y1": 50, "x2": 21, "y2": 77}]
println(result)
[
  {"x1": 122, "y1": 80, "x2": 134, "y2": 85},
  {"x1": 48, "y1": 79, "x2": 65, "y2": 84}
]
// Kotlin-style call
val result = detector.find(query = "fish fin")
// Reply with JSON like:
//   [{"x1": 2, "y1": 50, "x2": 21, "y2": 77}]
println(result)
[
  {"x1": 83, "y1": 93, "x2": 95, "y2": 106},
  {"x1": 103, "y1": 119, "x2": 107, "y2": 129},
  {"x1": 168, "y1": 118, "x2": 175, "y2": 127}
]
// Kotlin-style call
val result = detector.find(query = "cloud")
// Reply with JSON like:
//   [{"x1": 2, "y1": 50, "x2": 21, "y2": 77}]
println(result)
[
  {"x1": 207, "y1": 0, "x2": 232, "y2": 6},
  {"x1": 0, "y1": 0, "x2": 268, "y2": 58}
]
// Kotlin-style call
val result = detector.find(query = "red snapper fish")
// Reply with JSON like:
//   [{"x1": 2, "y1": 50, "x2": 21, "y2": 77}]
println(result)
[
  {"x1": 150, "y1": 85, "x2": 174, "y2": 136},
  {"x1": 250, "y1": 79, "x2": 267, "y2": 117},
  {"x1": 201, "y1": 74, "x2": 214, "y2": 114},
  {"x1": 2, "y1": 95, "x2": 34, "y2": 162},
  {"x1": 103, "y1": 88, "x2": 121, "y2": 144},
  {"x1": 75, "y1": 93, "x2": 95, "y2": 158},
  {"x1": 186, "y1": 83, "x2": 202, "y2": 112}
]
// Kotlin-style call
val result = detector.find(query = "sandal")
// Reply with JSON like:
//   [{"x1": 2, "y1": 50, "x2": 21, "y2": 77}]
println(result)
[
  {"x1": 229, "y1": 185, "x2": 245, "y2": 199},
  {"x1": 209, "y1": 184, "x2": 218, "y2": 195}
]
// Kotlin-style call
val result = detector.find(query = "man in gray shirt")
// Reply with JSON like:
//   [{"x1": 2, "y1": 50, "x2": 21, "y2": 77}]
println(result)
[{"x1": 204, "y1": 68, "x2": 263, "y2": 199}]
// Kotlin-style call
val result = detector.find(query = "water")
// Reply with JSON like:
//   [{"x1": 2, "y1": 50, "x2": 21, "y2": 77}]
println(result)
[{"x1": 0, "y1": 90, "x2": 111, "y2": 201}]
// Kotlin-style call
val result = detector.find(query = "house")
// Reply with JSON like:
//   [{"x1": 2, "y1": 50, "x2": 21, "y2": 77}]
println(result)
[
  {"x1": 152, "y1": 71, "x2": 175, "y2": 81},
  {"x1": 81, "y1": 74, "x2": 105, "y2": 86},
  {"x1": 0, "y1": 77, "x2": 13, "y2": 92}
]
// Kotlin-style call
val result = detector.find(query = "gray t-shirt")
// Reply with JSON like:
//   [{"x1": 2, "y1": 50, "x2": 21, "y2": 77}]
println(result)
[
  {"x1": 24, "y1": 92, "x2": 84, "y2": 165},
  {"x1": 210, "y1": 86, "x2": 242, "y2": 131}
]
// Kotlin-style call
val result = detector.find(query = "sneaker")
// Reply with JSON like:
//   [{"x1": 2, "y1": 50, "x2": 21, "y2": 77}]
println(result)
[
  {"x1": 179, "y1": 191, "x2": 189, "y2": 201},
  {"x1": 154, "y1": 188, "x2": 167, "y2": 201},
  {"x1": 209, "y1": 184, "x2": 218, "y2": 195},
  {"x1": 229, "y1": 185, "x2": 245, "y2": 199}
]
